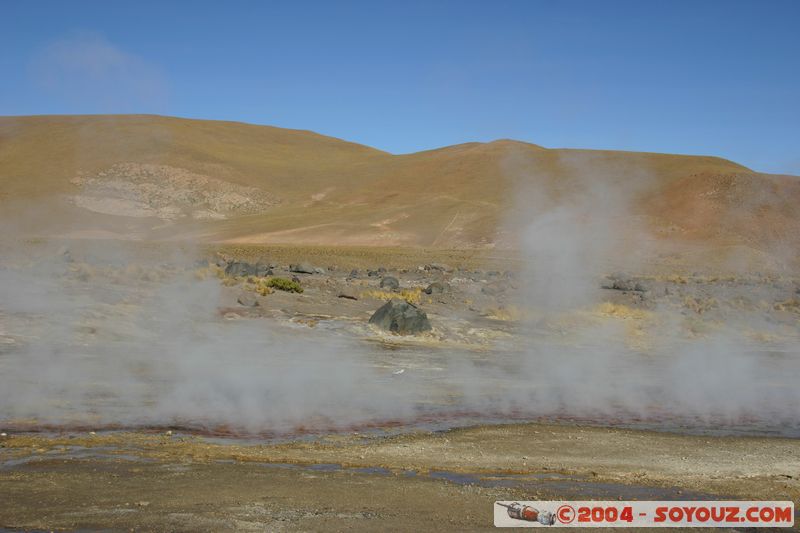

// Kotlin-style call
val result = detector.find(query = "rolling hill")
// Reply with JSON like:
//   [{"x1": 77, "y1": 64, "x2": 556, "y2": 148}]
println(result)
[{"x1": 0, "y1": 114, "x2": 797, "y2": 268}]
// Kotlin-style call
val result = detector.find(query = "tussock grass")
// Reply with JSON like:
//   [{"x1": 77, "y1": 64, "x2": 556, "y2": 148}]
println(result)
[{"x1": 362, "y1": 287, "x2": 423, "y2": 304}]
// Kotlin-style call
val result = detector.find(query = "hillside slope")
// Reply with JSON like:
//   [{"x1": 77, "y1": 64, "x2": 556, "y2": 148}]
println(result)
[{"x1": 0, "y1": 115, "x2": 797, "y2": 266}]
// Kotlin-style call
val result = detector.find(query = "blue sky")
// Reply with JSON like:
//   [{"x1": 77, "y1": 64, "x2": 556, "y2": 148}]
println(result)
[{"x1": 1, "y1": 0, "x2": 798, "y2": 173}]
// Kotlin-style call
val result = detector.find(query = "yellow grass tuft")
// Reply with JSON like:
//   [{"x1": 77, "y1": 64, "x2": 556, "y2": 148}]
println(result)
[
  {"x1": 773, "y1": 298, "x2": 800, "y2": 313},
  {"x1": 361, "y1": 287, "x2": 423, "y2": 305},
  {"x1": 682, "y1": 295, "x2": 718, "y2": 314}
]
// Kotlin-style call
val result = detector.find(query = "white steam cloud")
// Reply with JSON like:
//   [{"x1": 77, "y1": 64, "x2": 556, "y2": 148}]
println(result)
[{"x1": 0, "y1": 152, "x2": 798, "y2": 437}]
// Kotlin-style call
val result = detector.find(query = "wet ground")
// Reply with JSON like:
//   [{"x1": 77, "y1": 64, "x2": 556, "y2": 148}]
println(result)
[{"x1": 1, "y1": 423, "x2": 799, "y2": 531}]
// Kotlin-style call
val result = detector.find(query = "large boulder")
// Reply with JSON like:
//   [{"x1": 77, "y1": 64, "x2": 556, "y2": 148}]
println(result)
[{"x1": 369, "y1": 299, "x2": 432, "y2": 335}]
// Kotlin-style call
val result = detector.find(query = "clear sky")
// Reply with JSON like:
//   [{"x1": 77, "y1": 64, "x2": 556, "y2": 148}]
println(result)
[{"x1": 2, "y1": 0, "x2": 798, "y2": 173}]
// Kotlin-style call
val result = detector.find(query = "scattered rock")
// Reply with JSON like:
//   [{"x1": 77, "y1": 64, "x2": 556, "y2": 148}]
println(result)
[
  {"x1": 224, "y1": 261, "x2": 249, "y2": 277},
  {"x1": 289, "y1": 262, "x2": 315, "y2": 274},
  {"x1": 237, "y1": 293, "x2": 259, "y2": 307},
  {"x1": 424, "y1": 281, "x2": 449, "y2": 295},
  {"x1": 291, "y1": 275, "x2": 301, "y2": 284},
  {"x1": 225, "y1": 261, "x2": 270, "y2": 277},
  {"x1": 481, "y1": 281, "x2": 509, "y2": 296},
  {"x1": 601, "y1": 273, "x2": 648, "y2": 292},
  {"x1": 369, "y1": 299, "x2": 432, "y2": 335},
  {"x1": 338, "y1": 289, "x2": 359, "y2": 300},
  {"x1": 425, "y1": 263, "x2": 451, "y2": 272},
  {"x1": 380, "y1": 276, "x2": 400, "y2": 290},
  {"x1": 347, "y1": 269, "x2": 360, "y2": 279}
]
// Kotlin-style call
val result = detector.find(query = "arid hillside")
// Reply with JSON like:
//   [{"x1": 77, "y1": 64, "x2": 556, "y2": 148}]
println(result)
[{"x1": 0, "y1": 115, "x2": 797, "y2": 266}]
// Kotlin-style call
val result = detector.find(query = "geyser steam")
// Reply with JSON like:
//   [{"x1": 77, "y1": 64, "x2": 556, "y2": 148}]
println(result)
[{"x1": 0, "y1": 151, "x2": 798, "y2": 436}]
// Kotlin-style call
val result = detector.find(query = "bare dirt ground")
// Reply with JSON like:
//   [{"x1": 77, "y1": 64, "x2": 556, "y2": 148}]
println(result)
[{"x1": 2, "y1": 423, "x2": 798, "y2": 531}]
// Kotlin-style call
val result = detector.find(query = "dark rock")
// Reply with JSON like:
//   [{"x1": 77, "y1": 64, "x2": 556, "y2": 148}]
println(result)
[
  {"x1": 425, "y1": 263, "x2": 451, "y2": 272},
  {"x1": 223, "y1": 260, "x2": 271, "y2": 278},
  {"x1": 601, "y1": 273, "x2": 648, "y2": 292},
  {"x1": 380, "y1": 276, "x2": 400, "y2": 290},
  {"x1": 289, "y1": 262, "x2": 315, "y2": 274},
  {"x1": 237, "y1": 293, "x2": 259, "y2": 307},
  {"x1": 424, "y1": 281, "x2": 449, "y2": 295},
  {"x1": 348, "y1": 269, "x2": 359, "y2": 279},
  {"x1": 481, "y1": 281, "x2": 509, "y2": 296},
  {"x1": 57, "y1": 247, "x2": 74, "y2": 263},
  {"x1": 338, "y1": 289, "x2": 358, "y2": 300},
  {"x1": 291, "y1": 275, "x2": 301, "y2": 284},
  {"x1": 369, "y1": 299, "x2": 432, "y2": 335},
  {"x1": 255, "y1": 262, "x2": 271, "y2": 277},
  {"x1": 225, "y1": 261, "x2": 258, "y2": 277}
]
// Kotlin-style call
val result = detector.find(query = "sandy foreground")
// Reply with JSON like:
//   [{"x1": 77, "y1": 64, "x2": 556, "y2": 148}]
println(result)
[{"x1": 1, "y1": 423, "x2": 798, "y2": 531}]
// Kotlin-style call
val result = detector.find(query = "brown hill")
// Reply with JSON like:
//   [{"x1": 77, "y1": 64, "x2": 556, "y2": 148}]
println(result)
[{"x1": 0, "y1": 114, "x2": 797, "y2": 267}]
